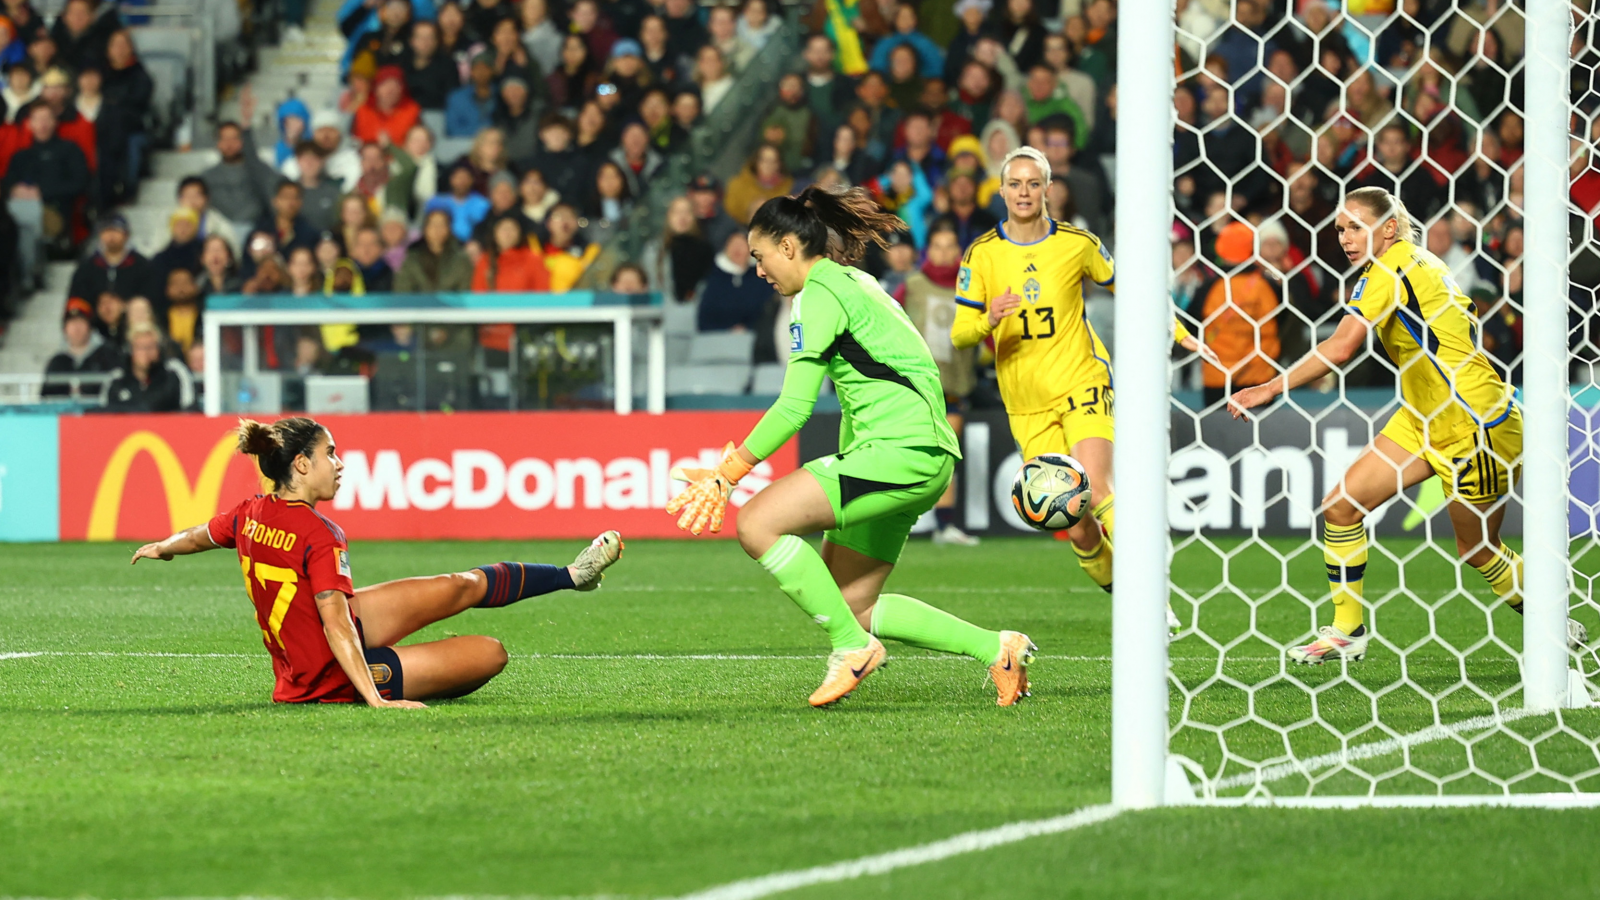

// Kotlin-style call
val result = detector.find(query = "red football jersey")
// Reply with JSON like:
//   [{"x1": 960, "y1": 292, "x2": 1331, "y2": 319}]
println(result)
[{"x1": 208, "y1": 495, "x2": 360, "y2": 703}]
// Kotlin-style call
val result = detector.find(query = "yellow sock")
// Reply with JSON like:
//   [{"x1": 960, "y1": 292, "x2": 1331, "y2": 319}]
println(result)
[
  {"x1": 1073, "y1": 536, "x2": 1114, "y2": 592},
  {"x1": 1092, "y1": 495, "x2": 1115, "y2": 549},
  {"x1": 1323, "y1": 521, "x2": 1367, "y2": 634},
  {"x1": 1474, "y1": 546, "x2": 1523, "y2": 613}
]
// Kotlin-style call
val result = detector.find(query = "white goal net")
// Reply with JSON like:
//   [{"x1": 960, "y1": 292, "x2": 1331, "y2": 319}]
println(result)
[{"x1": 1138, "y1": 0, "x2": 1600, "y2": 803}]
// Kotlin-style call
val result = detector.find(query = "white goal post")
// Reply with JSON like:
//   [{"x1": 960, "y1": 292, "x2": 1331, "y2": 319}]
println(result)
[{"x1": 1112, "y1": 0, "x2": 1600, "y2": 808}]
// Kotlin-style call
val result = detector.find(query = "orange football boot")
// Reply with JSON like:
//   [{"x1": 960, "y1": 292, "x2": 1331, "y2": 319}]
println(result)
[
  {"x1": 989, "y1": 631, "x2": 1037, "y2": 706},
  {"x1": 808, "y1": 635, "x2": 887, "y2": 707}
]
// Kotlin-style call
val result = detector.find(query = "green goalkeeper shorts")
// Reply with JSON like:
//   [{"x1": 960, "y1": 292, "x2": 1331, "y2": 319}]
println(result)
[{"x1": 803, "y1": 443, "x2": 956, "y2": 565}]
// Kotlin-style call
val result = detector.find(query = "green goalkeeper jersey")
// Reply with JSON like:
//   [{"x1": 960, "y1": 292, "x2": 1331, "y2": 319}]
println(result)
[{"x1": 744, "y1": 258, "x2": 960, "y2": 460}]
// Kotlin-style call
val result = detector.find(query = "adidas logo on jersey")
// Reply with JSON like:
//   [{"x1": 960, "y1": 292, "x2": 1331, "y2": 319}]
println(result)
[{"x1": 1025, "y1": 263, "x2": 1038, "y2": 273}]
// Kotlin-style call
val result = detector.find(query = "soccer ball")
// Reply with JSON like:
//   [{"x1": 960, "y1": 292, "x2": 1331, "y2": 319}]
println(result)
[{"x1": 1011, "y1": 454, "x2": 1092, "y2": 531}]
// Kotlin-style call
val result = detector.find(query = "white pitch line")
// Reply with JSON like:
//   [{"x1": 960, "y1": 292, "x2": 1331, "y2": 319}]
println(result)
[
  {"x1": 1210, "y1": 705, "x2": 1548, "y2": 791},
  {"x1": 0, "y1": 650, "x2": 1283, "y2": 664},
  {"x1": 673, "y1": 804, "x2": 1123, "y2": 900}
]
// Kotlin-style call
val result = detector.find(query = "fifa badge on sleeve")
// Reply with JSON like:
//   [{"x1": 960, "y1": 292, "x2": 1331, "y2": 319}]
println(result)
[
  {"x1": 958, "y1": 266, "x2": 971, "y2": 293},
  {"x1": 1352, "y1": 276, "x2": 1368, "y2": 303},
  {"x1": 338, "y1": 549, "x2": 351, "y2": 578},
  {"x1": 789, "y1": 323, "x2": 803, "y2": 353}
]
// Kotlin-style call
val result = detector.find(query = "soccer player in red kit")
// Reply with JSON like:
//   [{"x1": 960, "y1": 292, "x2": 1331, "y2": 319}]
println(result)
[{"x1": 131, "y1": 417, "x2": 624, "y2": 707}]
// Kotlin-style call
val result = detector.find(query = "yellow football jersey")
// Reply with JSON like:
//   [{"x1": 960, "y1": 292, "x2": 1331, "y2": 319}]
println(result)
[
  {"x1": 951, "y1": 221, "x2": 1119, "y2": 415},
  {"x1": 1347, "y1": 240, "x2": 1516, "y2": 443}
]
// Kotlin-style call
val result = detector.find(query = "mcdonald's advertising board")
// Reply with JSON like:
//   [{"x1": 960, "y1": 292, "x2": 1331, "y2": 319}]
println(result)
[{"x1": 55, "y1": 412, "x2": 794, "y2": 542}]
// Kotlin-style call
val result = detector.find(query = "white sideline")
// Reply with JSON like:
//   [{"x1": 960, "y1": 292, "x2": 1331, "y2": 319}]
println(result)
[
  {"x1": 672, "y1": 804, "x2": 1123, "y2": 900},
  {"x1": 1209, "y1": 706, "x2": 1547, "y2": 792}
]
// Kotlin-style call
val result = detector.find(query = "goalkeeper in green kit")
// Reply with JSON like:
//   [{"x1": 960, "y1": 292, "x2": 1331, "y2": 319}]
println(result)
[{"x1": 666, "y1": 185, "x2": 1035, "y2": 708}]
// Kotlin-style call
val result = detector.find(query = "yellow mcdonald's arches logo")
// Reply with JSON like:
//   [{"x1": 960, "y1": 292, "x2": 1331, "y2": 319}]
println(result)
[{"x1": 87, "y1": 430, "x2": 239, "y2": 541}]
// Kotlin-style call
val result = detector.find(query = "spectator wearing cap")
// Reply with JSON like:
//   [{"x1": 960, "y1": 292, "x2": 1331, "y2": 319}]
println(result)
[
  {"x1": 607, "y1": 120, "x2": 661, "y2": 199},
  {"x1": 687, "y1": 174, "x2": 738, "y2": 248},
  {"x1": 604, "y1": 39, "x2": 651, "y2": 113},
  {"x1": 446, "y1": 50, "x2": 499, "y2": 138},
  {"x1": 282, "y1": 110, "x2": 361, "y2": 192},
  {"x1": 403, "y1": 20, "x2": 459, "y2": 111},
  {"x1": 30, "y1": 65, "x2": 97, "y2": 169},
  {"x1": 495, "y1": 73, "x2": 541, "y2": 162},
  {"x1": 42, "y1": 296, "x2": 118, "y2": 396},
  {"x1": 102, "y1": 322, "x2": 186, "y2": 412},
  {"x1": 431, "y1": 165, "x2": 490, "y2": 242},
  {"x1": 5, "y1": 104, "x2": 89, "y2": 268},
  {"x1": 944, "y1": 0, "x2": 990, "y2": 86},
  {"x1": 201, "y1": 120, "x2": 282, "y2": 228},
  {"x1": 1197, "y1": 221, "x2": 1281, "y2": 409},
  {"x1": 870, "y1": 3, "x2": 945, "y2": 79},
  {"x1": 70, "y1": 213, "x2": 156, "y2": 312},
  {"x1": 696, "y1": 231, "x2": 773, "y2": 333},
  {"x1": 152, "y1": 206, "x2": 203, "y2": 283},
  {"x1": 353, "y1": 66, "x2": 423, "y2": 147}
]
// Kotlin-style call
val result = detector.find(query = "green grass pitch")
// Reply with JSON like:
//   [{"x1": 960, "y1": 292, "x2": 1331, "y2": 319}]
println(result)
[{"x1": 3, "y1": 536, "x2": 1600, "y2": 899}]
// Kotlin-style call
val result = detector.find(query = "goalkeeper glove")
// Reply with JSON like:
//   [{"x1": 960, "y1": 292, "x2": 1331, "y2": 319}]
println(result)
[{"x1": 665, "y1": 442, "x2": 755, "y2": 535}]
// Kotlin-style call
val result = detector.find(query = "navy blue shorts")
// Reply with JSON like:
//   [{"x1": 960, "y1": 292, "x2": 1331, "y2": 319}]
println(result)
[{"x1": 363, "y1": 645, "x2": 405, "y2": 701}]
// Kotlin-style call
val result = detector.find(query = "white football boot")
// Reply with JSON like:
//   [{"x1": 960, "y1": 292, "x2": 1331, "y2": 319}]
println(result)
[{"x1": 1288, "y1": 624, "x2": 1371, "y2": 665}]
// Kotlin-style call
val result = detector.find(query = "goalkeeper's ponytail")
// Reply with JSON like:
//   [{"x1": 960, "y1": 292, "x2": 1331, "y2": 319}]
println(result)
[
  {"x1": 1345, "y1": 186, "x2": 1421, "y2": 244},
  {"x1": 749, "y1": 184, "x2": 905, "y2": 264}
]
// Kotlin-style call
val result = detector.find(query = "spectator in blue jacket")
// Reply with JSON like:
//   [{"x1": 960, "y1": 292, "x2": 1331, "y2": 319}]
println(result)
[
  {"x1": 274, "y1": 97, "x2": 311, "y2": 168},
  {"x1": 869, "y1": 3, "x2": 944, "y2": 79},
  {"x1": 428, "y1": 164, "x2": 489, "y2": 242},
  {"x1": 445, "y1": 51, "x2": 498, "y2": 137}
]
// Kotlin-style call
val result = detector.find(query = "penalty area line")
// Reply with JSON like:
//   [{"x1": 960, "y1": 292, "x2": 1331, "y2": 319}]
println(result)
[{"x1": 672, "y1": 804, "x2": 1123, "y2": 900}]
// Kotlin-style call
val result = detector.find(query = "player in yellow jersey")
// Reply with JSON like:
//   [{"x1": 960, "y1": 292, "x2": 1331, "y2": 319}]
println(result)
[
  {"x1": 1230, "y1": 186, "x2": 1586, "y2": 663},
  {"x1": 951, "y1": 147, "x2": 1213, "y2": 625}
]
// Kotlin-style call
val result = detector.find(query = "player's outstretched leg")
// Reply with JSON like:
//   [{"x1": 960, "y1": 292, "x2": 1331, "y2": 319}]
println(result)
[{"x1": 358, "y1": 531, "x2": 623, "y2": 648}]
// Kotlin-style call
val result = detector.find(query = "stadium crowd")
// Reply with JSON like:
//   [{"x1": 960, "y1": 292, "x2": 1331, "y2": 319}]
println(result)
[{"x1": 2, "y1": 0, "x2": 1596, "y2": 412}]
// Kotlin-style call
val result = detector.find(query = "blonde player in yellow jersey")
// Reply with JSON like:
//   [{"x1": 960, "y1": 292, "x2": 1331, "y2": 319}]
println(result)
[
  {"x1": 1230, "y1": 186, "x2": 1586, "y2": 664},
  {"x1": 952, "y1": 147, "x2": 1213, "y2": 622}
]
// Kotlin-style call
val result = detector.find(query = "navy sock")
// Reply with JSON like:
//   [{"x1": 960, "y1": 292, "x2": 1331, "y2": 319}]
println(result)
[
  {"x1": 935, "y1": 507, "x2": 955, "y2": 528},
  {"x1": 475, "y1": 562, "x2": 574, "y2": 608}
]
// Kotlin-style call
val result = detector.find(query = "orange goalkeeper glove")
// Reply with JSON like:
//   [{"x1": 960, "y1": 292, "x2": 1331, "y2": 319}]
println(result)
[{"x1": 665, "y1": 442, "x2": 755, "y2": 535}]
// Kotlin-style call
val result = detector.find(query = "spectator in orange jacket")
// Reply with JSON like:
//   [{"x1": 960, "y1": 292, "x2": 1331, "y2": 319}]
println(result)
[
  {"x1": 352, "y1": 66, "x2": 422, "y2": 148},
  {"x1": 1198, "y1": 221, "x2": 1281, "y2": 408},
  {"x1": 473, "y1": 214, "x2": 549, "y2": 352}
]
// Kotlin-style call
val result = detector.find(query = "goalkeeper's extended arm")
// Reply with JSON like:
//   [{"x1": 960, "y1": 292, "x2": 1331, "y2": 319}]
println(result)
[{"x1": 665, "y1": 358, "x2": 828, "y2": 534}]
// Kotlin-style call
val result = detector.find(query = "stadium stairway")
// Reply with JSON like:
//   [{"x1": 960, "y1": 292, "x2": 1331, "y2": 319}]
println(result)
[{"x1": 0, "y1": 4, "x2": 345, "y2": 380}]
